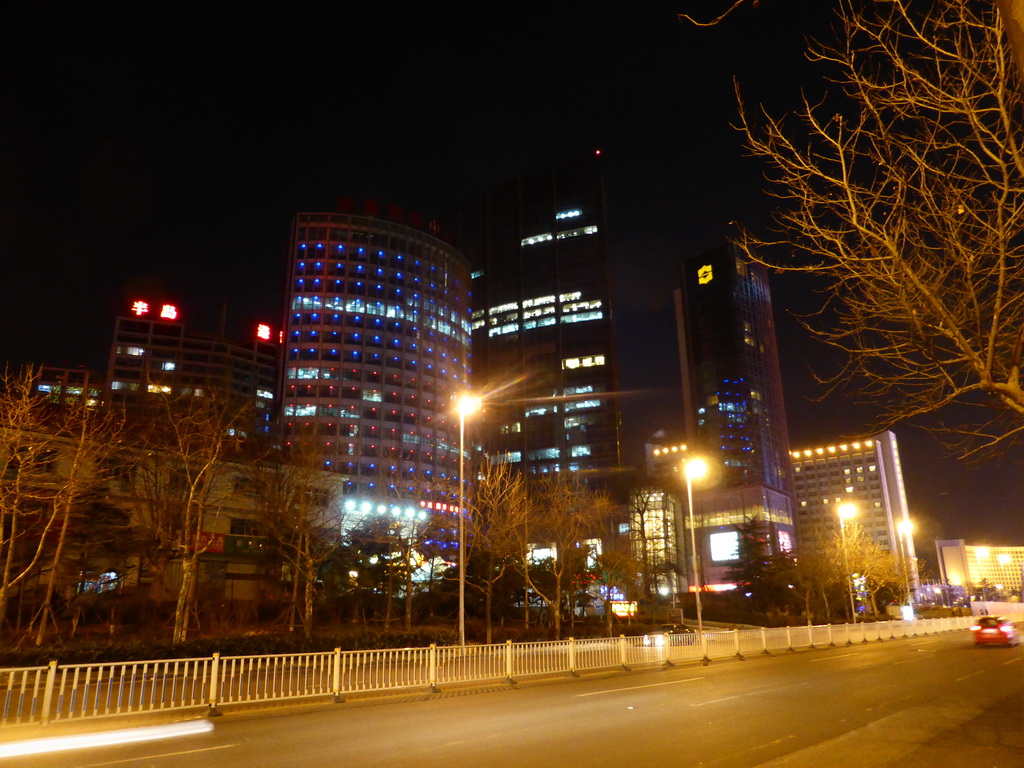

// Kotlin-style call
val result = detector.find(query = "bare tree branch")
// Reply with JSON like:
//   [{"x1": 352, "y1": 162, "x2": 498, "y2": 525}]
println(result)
[{"x1": 735, "y1": 0, "x2": 1024, "y2": 455}]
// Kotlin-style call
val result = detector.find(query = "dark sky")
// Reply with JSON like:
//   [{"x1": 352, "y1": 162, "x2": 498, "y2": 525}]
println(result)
[{"x1": 2, "y1": 2, "x2": 1019, "y2": 552}]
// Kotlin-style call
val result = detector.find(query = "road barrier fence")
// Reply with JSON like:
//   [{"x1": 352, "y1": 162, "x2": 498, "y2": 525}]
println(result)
[{"x1": 0, "y1": 616, "x2": 977, "y2": 727}]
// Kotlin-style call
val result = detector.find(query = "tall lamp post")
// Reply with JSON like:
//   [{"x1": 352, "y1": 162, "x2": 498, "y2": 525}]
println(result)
[
  {"x1": 896, "y1": 519, "x2": 915, "y2": 616},
  {"x1": 837, "y1": 503, "x2": 858, "y2": 622},
  {"x1": 456, "y1": 394, "x2": 480, "y2": 647},
  {"x1": 683, "y1": 457, "x2": 708, "y2": 632}
]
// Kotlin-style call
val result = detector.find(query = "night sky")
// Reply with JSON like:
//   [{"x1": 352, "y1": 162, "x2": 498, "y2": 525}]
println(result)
[{"x1": 2, "y1": 2, "x2": 1019, "y2": 556}]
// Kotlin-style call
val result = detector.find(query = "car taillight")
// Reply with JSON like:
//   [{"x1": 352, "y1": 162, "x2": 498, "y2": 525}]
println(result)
[
  {"x1": 1000, "y1": 624, "x2": 1014, "y2": 631},
  {"x1": 971, "y1": 624, "x2": 981, "y2": 631}
]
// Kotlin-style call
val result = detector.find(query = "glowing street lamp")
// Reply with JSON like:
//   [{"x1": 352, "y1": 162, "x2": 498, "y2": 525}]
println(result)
[
  {"x1": 683, "y1": 457, "x2": 709, "y2": 632},
  {"x1": 837, "y1": 503, "x2": 858, "y2": 622},
  {"x1": 456, "y1": 394, "x2": 481, "y2": 647}
]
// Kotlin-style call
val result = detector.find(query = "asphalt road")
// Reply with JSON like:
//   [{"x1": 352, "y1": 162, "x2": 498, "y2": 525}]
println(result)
[{"x1": 10, "y1": 630, "x2": 1023, "y2": 768}]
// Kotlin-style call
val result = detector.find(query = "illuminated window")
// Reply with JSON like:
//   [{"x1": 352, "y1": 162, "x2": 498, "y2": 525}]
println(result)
[
  {"x1": 570, "y1": 445, "x2": 591, "y2": 457},
  {"x1": 161, "y1": 361, "x2": 175, "y2": 371},
  {"x1": 562, "y1": 355, "x2": 606, "y2": 369},
  {"x1": 522, "y1": 295, "x2": 555, "y2": 308},
  {"x1": 526, "y1": 406, "x2": 556, "y2": 417},
  {"x1": 488, "y1": 302, "x2": 519, "y2": 315},
  {"x1": 521, "y1": 232, "x2": 553, "y2": 247},
  {"x1": 556, "y1": 209, "x2": 582, "y2": 220},
  {"x1": 528, "y1": 448, "x2": 560, "y2": 460},
  {"x1": 564, "y1": 385, "x2": 594, "y2": 396},
  {"x1": 560, "y1": 311, "x2": 603, "y2": 324},
  {"x1": 556, "y1": 225, "x2": 598, "y2": 240},
  {"x1": 564, "y1": 399, "x2": 601, "y2": 411}
]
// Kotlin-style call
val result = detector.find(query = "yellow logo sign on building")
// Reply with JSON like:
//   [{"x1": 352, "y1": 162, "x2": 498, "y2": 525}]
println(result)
[{"x1": 698, "y1": 264, "x2": 713, "y2": 284}]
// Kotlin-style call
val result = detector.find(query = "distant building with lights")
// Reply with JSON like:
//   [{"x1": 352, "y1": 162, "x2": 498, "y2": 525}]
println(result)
[
  {"x1": 936, "y1": 540, "x2": 1023, "y2": 601},
  {"x1": 790, "y1": 431, "x2": 919, "y2": 590},
  {"x1": 449, "y1": 155, "x2": 622, "y2": 484},
  {"x1": 280, "y1": 202, "x2": 472, "y2": 506},
  {"x1": 674, "y1": 243, "x2": 795, "y2": 589},
  {"x1": 106, "y1": 301, "x2": 278, "y2": 437},
  {"x1": 34, "y1": 366, "x2": 103, "y2": 409}
]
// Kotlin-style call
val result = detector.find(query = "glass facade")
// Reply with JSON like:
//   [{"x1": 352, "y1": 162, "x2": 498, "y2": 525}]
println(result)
[
  {"x1": 675, "y1": 243, "x2": 795, "y2": 583},
  {"x1": 450, "y1": 156, "x2": 622, "y2": 484},
  {"x1": 281, "y1": 211, "x2": 471, "y2": 500}
]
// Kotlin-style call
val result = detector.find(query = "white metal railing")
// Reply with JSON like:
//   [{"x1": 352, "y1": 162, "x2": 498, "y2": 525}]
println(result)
[
  {"x1": 0, "y1": 616, "x2": 977, "y2": 726},
  {"x1": 52, "y1": 657, "x2": 212, "y2": 722}
]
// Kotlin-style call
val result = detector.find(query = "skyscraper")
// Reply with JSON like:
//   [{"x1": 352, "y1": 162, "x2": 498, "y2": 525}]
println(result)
[
  {"x1": 280, "y1": 204, "x2": 472, "y2": 502},
  {"x1": 450, "y1": 155, "x2": 622, "y2": 483},
  {"x1": 674, "y1": 243, "x2": 795, "y2": 587}
]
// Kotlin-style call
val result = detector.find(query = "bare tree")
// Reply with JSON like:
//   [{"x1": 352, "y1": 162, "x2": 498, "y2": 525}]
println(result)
[
  {"x1": 736, "y1": 0, "x2": 1024, "y2": 454},
  {"x1": 124, "y1": 392, "x2": 251, "y2": 643},
  {"x1": 517, "y1": 474, "x2": 613, "y2": 639},
  {"x1": 30, "y1": 401, "x2": 121, "y2": 645},
  {"x1": 253, "y1": 443, "x2": 346, "y2": 639},
  {"x1": 465, "y1": 458, "x2": 528, "y2": 644},
  {"x1": 0, "y1": 367, "x2": 64, "y2": 628}
]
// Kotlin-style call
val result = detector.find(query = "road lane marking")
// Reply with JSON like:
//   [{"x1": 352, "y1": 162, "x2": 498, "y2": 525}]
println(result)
[
  {"x1": 691, "y1": 695, "x2": 743, "y2": 706},
  {"x1": 1002, "y1": 657, "x2": 1021, "y2": 665},
  {"x1": 810, "y1": 653, "x2": 857, "y2": 662},
  {"x1": 81, "y1": 744, "x2": 237, "y2": 767},
  {"x1": 954, "y1": 671, "x2": 983, "y2": 681},
  {"x1": 909, "y1": 640, "x2": 938, "y2": 646},
  {"x1": 576, "y1": 677, "x2": 704, "y2": 696}
]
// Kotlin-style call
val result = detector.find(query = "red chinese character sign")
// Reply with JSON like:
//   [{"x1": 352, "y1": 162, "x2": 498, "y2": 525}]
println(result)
[
  {"x1": 256, "y1": 323, "x2": 271, "y2": 341},
  {"x1": 130, "y1": 300, "x2": 181, "y2": 321}
]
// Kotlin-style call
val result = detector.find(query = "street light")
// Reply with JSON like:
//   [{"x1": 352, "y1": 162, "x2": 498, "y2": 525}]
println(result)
[
  {"x1": 837, "y1": 503, "x2": 858, "y2": 622},
  {"x1": 683, "y1": 457, "x2": 708, "y2": 633},
  {"x1": 456, "y1": 394, "x2": 481, "y2": 647},
  {"x1": 896, "y1": 519, "x2": 915, "y2": 616}
]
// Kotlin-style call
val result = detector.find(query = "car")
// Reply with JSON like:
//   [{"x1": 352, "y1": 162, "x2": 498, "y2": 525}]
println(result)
[
  {"x1": 971, "y1": 616, "x2": 1019, "y2": 646},
  {"x1": 642, "y1": 623, "x2": 696, "y2": 647}
]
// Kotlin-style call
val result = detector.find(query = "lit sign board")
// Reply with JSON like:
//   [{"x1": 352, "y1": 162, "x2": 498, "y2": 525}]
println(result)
[
  {"x1": 610, "y1": 600, "x2": 637, "y2": 617},
  {"x1": 709, "y1": 531, "x2": 740, "y2": 561},
  {"x1": 697, "y1": 265, "x2": 713, "y2": 285},
  {"x1": 257, "y1": 324, "x2": 272, "y2": 341},
  {"x1": 131, "y1": 299, "x2": 180, "y2": 321}
]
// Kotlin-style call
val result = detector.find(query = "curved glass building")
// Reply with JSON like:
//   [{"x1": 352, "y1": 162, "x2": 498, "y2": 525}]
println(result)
[{"x1": 281, "y1": 207, "x2": 472, "y2": 502}]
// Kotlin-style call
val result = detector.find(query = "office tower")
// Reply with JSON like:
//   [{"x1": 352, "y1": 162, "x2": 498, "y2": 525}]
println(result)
[
  {"x1": 106, "y1": 300, "x2": 277, "y2": 436},
  {"x1": 281, "y1": 204, "x2": 472, "y2": 502},
  {"x1": 450, "y1": 155, "x2": 622, "y2": 483},
  {"x1": 674, "y1": 243, "x2": 795, "y2": 588}
]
